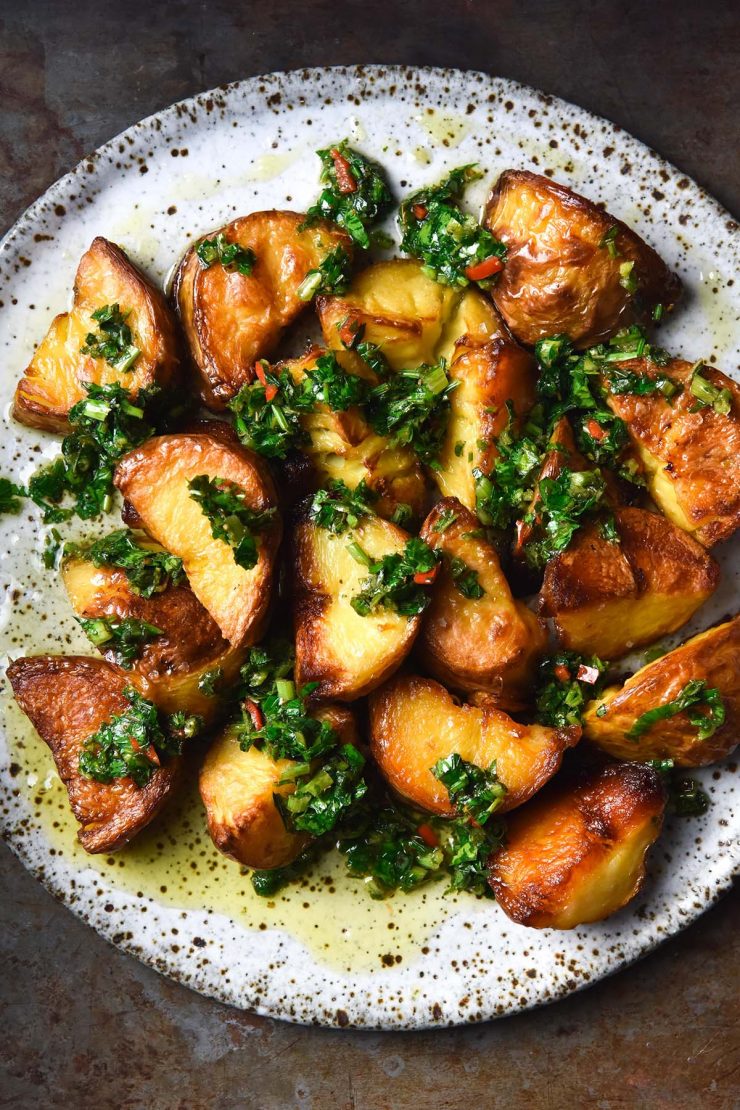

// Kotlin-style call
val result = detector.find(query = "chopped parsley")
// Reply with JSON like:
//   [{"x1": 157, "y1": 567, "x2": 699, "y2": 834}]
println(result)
[
  {"x1": 338, "y1": 805, "x2": 445, "y2": 898},
  {"x1": 367, "y1": 361, "x2": 457, "y2": 467},
  {"x1": 338, "y1": 318, "x2": 391, "y2": 377},
  {"x1": 648, "y1": 758, "x2": 710, "y2": 818},
  {"x1": 275, "y1": 744, "x2": 368, "y2": 837},
  {"x1": 237, "y1": 641, "x2": 294, "y2": 703},
  {"x1": 80, "y1": 304, "x2": 140, "y2": 373},
  {"x1": 432, "y1": 753, "x2": 506, "y2": 825},
  {"x1": 689, "y1": 363, "x2": 733, "y2": 415},
  {"x1": 69, "y1": 529, "x2": 184, "y2": 598},
  {"x1": 307, "y1": 479, "x2": 377, "y2": 534},
  {"x1": 624, "y1": 679, "x2": 725, "y2": 741},
  {"x1": 78, "y1": 686, "x2": 171, "y2": 787},
  {"x1": 432, "y1": 507, "x2": 459, "y2": 532},
  {"x1": 398, "y1": 165, "x2": 507, "y2": 287},
  {"x1": 535, "y1": 652, "x2": 607, "y2": 729},
  {"x1": 448, "y1": 556, "x2": 484, "y2": 599},
  {"x1": 198, "y1": 666, "x2": 225, "y2": 697},
  {"x1": 76, "y1": 616, "x2": 163, "y2": 669},
  {"x1": 195, "y1": 232, "x2": 255, "y2": 275},
  {"x1": 348, "y1": 537, "x2": 439, "y2": 617},
  {"x1": 301, "y1": 141, "x2": 393, "y2": 249},
  {"x1": 229, "y1": 368, "x2": 312, "y2": 458},
  {"x1": 42, "y1": 527, "x2": 63, "y2": 569},
  {"x1": 188, "y1": 475, "x2": 275, "y2": 570},
  {"x1": 0, "y1": 478, "x2": 25, "y2": 515},
  {"x1": 296, "y1": 245, "x2": 353, "y2": 301},
  {"x1": 236, "y1": 676, "x2": 338, "y2": 763},
  {"x1": 251, "y1": 844, "x2": 322, "y2": 897},
  {"x1": 523, "y1": 467, "x2": 609, "y2": 569},
  {"x1": 167, "y1": 710, "x2": 204, "y2": 742},
  {"x1": 302, "y1": 352, "x2": 369, "y2": 411}
]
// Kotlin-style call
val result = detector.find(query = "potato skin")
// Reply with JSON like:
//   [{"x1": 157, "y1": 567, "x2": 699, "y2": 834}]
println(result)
[
  {"x1": 488, "y1": 761, "x2": 666, "y2": 928},
  {"x1": 174, "y1": 211, "x2": 351, "y2": 409},
  {"x1": 61, "y1": 556, "x2": 245, "y2": 721},
  {"x1": 484, "y1": 170, "x2": 681, "y2": 348},
  {"x1": 540, "y1": 507, "x2": 719, "y2": 659},
  {"x1": 583, "y1": 616, "x2": 740, "y2": 766},
  {"x1": 419, "y1": 499, "x2": 546, "y2": 705},
  {"x1": 603, "y1": 356, "x2": 740, "y2": 545},
  {"x1": 199, "y1": 705, "x2": 358, "y2": 869},
  {"x1": 7, "y1": 655, "x2": 179, "y2": 853},
  {"x1": 293, "y1": 512, "x2": 422, "y2": 702},
  {"x1": 114, "y1": 428, "x2": 281, "y2": 647},
  {"x1": 369, "y1": 674, "x2": 579, "y2": 816},
  {"x1": 14, "y1": 237, "x2": 180, "y2": 432}
]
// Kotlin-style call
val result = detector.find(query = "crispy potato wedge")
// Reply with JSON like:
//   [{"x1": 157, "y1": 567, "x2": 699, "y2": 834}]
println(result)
[
  {"x1": 14, "y1": 237, "x2": 180, "y2": 432},
  {"x1": 61, "y1": 555, "x2": 245, "y2": 721},
  {"x1": 369, "y1": 674, "x2": 579, "y2": 816},
  {"x1": 282, "y1": 346, "x2": 427, "y2": 520},
  {"x1": 540, "y1": 507, "x2": 719, "y2": 659},
  {"x1": 200, "y1": 705, "x2": 358, "y2": 869},
  {"x1": 174, "y1": 211, "x2": 351, "y2": 409},
  {"x1": 583, "y1": 616, "x2": 740, "y2": 766},
  {"x1": 293, "y1": 512, "x2": 421, "y2": 701},
  {"x1": 435, "y1": 334, "x2": 537, "y2": 509},
  {"x1": 114, "y1": 428, "x2": 281, "y2": 647},
  {"x1": 488, "y1": 761, "x2": 666, "y2": 928},
  {"x1": 419, "y1": 499, "x2": 546, "y2": 705},
  {"x1": 484, "y1": 170, "x2": 681, "y2": 348},
  {"x1": 603, "y1": 356, "x2": 740, "y2": 545},
  {"x1": 317, "y1": 258, "x2": 501, "y2": 370},
  {"x1": 7, "y1": 655, "x2": 179, "y2": 853}
]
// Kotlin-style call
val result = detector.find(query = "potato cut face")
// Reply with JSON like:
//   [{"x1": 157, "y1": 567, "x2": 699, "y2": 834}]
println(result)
[
  {"x1": 317, "y1": 258, "x2": 502, "y2": 370},
  {"x1": 114, "y1": 429, "x2": 281, "y2": 647},
  {"x1": 540, "y1": 507, "x2": 719, "y2": 659},
  {"x1": 484, "y1": 170, "x2": 681, "y2": 348},
  {"x1": 603, "y1": 356, "x2": 740, "y2": 545},
  {"x1": 435, "y1": 335, "x2": 537, "y2": 509},
  {"x1": 488, "y1": 761, "x2": 666, "y2": 928},
  {"x1": 583, "y1": 616, "x2": 740, "y2": 766},
  {"x1": 419, "y1": 499, "x2": 547, "y2": 704},
  {"x1": 282, "y1": 347, "x2": 427, "y2": 520},
  {"x1": 174, "y1": 211, "x2": 351, "y2": 408},
  {"x1": 369, "y1": 674, "x2": 579, "y2": 816},
  {"x1": 14, "y1": 237, "x2": 180, "y2": 432},
  {"x1": 7, "y1": 656, "x2": 179, "y2": 853},
  {"x1": 61, "y1": 555, "x2": 245, "y2": 720},
  {"x1": 199, "y1": 705, "x2": 357, "y2": 869},
  {"x1": 293, "y1": 514, "x2": 421, "y2": 701}
]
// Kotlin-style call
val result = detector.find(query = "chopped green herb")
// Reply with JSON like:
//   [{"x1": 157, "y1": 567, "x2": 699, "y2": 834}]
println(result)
[
  {"x1": 229, "y1": 368, "x2": 312, "y2": 459},
  {"x1": 432, "y1": 508, "x2": 458, "y2": 533},
  {"x1": 195, "y1": 232, "x2": 255, "y2": 275},
  {"x1": 251, "y1": 844, "x2": 323, "y2": 897},
  {"x1": 689, "y1": 363, "x2": 732, "y2": 415},
  {"x1": 78, "y1": 686, "x2": 168, "y2": 787},
  {"x1": 188, "y1": 475, "x2": 275, "y2": 570},
  {"x1": 308, "y1": 479, "x2": 377, "y2": 534},
  {"x1": 303, "y1": 352, "x2": 369, "y2": 411},
  {"x1": 432, "y1": 753, "x2": 506, "y2": 825},
  {"x1": 337, "y1": 318, "x2": 391, "y2": 378},
  {"x1": 448, "y1": 555, "x2": 484, "y2": 599},
  {"x1": 652, "y1": 303, "x2": 664, "y2": 321},
  {"x1": 76, "y1": 616, "x2": 163, "y2": 669},
  {"x1": 166, "y1": 710, "x2": 204, "y2": 743},
  {"x1": 338, "y1": 805, "x2": 445, "y2": 898},
  {"x1": 367, "y1": 361, "x2": 457, "y2": 466},
  {"x1": 535, "y1": 652, "x2": 607, "y2": 729},
  {"x1": 198, "y1": 666, "x2": 225, "y2": 697},
  {"x1": 297, "y1": 245, "x2": 353, "y2": 301},
  {"x1": 625, "y1": 679, "x2": 725, "y2": 741},
  {"x1": 70, "y1": 529, "x2": 184, "y2": 598},
  {"x1": 237, "y1": 641, "x2": 294, "y2": 704},
  {"x1": 647, "y1": 758, "x2": 710, "y2": 818},
  {"x1": 349, "y1": 537, "x2": 439, "y2": 617},
  {"x1": 42, "y1": 528, "x2": 63, "y2": 569},
  {"x1": 390, "y1": 503, "x2": 413, "y2": 528},
  {"x1": 599, "y1": 225, "x2": 620, "y2": 258},
  {"x1": 0, "y1": 477, "x2": 25, "y2": 515},
  {"x1": 618, "y1": 260, "x2": 638, "y2": 294},
  {"x1": 236, "y1": 678, "x2": 338, "y2": 764},
  {"x1": 275, "y1": 744, "x2": 368, "y2": 837},
  {"x1": 438, "y1": 818, "x2": 504, "y2": 897},
  {"x1": 300, "y1": 142, "x2": 393, "y2": 249},
  {"x1": 80, "y1": 304, "x2": 140, "y2": 372},
  {"x1": 523, "y1": 467, "x2": 608, "y2": 568}
]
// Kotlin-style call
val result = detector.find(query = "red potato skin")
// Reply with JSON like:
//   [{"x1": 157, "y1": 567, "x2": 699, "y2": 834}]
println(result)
[{"x1": 6, "y1": 656, "x2": 179, "y2": 853}]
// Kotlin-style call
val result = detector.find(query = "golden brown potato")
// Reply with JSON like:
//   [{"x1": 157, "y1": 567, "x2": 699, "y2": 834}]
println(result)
[
  {"x1": 540, "y1": 507, "x2": 719, "y2": 659},
  {"x1": 14, "y1": 237, "x2": 180, "y2": 432},
  {"x1": 583, "y1": 616, "x2": 740, "y2": 766},
  {"x1": 61, "y1": 554, "x2": 245, "y2": 721},
  {"x1": 199, "y1": 705, "x2": 358, "y2": 869},
  {"x1": 418, "y1": 499, "x2": 547, "y2": 705},
  {"x1": 484, "y1": 170, "x2": 681, "y2": 348},
  {"x1": 114, "y1": 428, "x2": 281, "y2": 647},
  {"x1": 435, "y1": 333, "x2": 537, "y2": 509},
  {"x1": 7, "y1": 655, "x2": 179, "y2": 853},
  {"x1": 488, "y1": 761, "x2": 666, "y2": 928},
  {"x1": 603, "y1": 356, "x2": 740, "y2": 545},
  {"x1": 293, "y1": 512, "x2": 421, "y2": 701},
  {"x1": 281, "y1": 346, "x2": 427, "y2": 520},
  {"x1": 174, "y1": 211, "x2": 351, "y2": 409},
  {"x1": 369, "y1": 674, "x2": 579, "y2": 816},
  {"x1": 316, "y1": 258, "x2": 502, "y2": 370}
]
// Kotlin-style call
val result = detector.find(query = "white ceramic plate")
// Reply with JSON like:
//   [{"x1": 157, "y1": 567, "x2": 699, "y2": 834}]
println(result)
[{"x1": 0, "y1": 65, "x2": 738, "y2": 1029}]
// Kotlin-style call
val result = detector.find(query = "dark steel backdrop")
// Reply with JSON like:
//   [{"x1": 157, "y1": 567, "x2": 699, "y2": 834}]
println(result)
[{"x1": 1, "y1": 1, "x2": 738, "y2": 1106}]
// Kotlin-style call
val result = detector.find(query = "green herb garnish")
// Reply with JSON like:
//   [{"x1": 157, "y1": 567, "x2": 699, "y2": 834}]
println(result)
[
  {"x1": 195, "y1": 232, "x2": 255, "y2": 275},
  {"x1": 275, "y1": 744, "x2": 368, "y2": 837},
  {"x1": 448, "y1": 556, "x2": 484, "y2": 599},
  {"x1": 80, "y1": 304, "x2": 140, "y2": 372},
  {"x1": 367, "y1": 361, "x2": 456, "y2": 466},
  {"x1": 78, "y1": 686, "x2": 169, "y2": 787},
  {"x1": 338, "y1": 805, "x2": 445, "y2": 899},
  {"x1": 76, "y1": 616, "x2": 163, "y2": 669},
  {"x1": 0, "y1": 478, "x2": 25, "y2": 515},
  {"x1": 432, "y1": 753, "x2": 506, "y2": 825},
  {"x1": 42, "y1": 528, "x2": 63, "y2": 569},
  {"x1": 297, "y1": 245, "x2": 353, "y2": 301},
  {"x1": 71, "y1": 529, "x2": 184, "y2": 598},
  {"x1": 689, "y1": 363, "x2": 732, "y2": 415},
  {"x1": 308, "y1": 479, "x2": 377, "y2": 534},
  {"x1": 349, "y1": 537, "x2": 439, "y2": 617},
  {"x1": 535, "y1": 652, "x2": 607, "y2": 729},
  {"x1": 301, "y1": 142, "x2": 393, "y2": 249},
  {"x1": 188, "y1": 475, "x2": 275, "y2": 570},
  {"x1": 625, "y1": 679, "x2": 725, "y2": 741},
  {"x1": 198, "y1": 666, "x2": 225, "y2": 697},
  {"x1": 302, "y1": 352, "x2": 369, "y2": 411}
]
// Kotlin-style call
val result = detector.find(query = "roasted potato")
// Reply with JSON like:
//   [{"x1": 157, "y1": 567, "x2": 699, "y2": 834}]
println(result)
[
  {"x1": 603, "y1": 356, "x2": 740, "y2": 545},
  {"x1": 281, "y1": 346, "x2": 426, "y2": 520},
  {"x1": 13, "y1": 237, "x2": 180, "y2": 433},
  {"x1": 484, "y1": 170, "x2": 681, "y2": 348},
  {"x1": 435, "y1": 333, "x2": 537, "y2": 509},
  {"x1": 540, "y1": 507, "x2": 719, "y2": 659},
  {"x1": 369, "y1": 674, "x2": 579, "y2": 816},
  {"x1": 174, "y1": 211, "x2": 351, "y2": 409},
  {"x1": 583, "y1": 615, "x2": 740, "y2": 766},
  {"x1": 488, "y1": 761, "x2": 666, "y2": 928},
  {"x1": 114, "y1": 428, "x2": 281, "y2": 647},
  {"x1": 7, "y1": 655, "x2": 179, "y2": 853},
  {"x1": 199, "y1": 706, "x2": 358, "y2": 869},
  {"x1": 293, "y1": 512, "x2": 421, "y2": 701},
  {"x1": 418, "y1": 499, "x2": 547, "y2": 705},
  {"x1": 316, "y1": 258, "x2": 502, "y2": 370},
  {"x1": 61, "y1": 554, "x2": 245, "y2": 720}
]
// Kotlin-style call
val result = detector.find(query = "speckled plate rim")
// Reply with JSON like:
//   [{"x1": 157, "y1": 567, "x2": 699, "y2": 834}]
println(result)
[{"x1": 0, "y1": 64, "x2": 738, "y2": 1030}]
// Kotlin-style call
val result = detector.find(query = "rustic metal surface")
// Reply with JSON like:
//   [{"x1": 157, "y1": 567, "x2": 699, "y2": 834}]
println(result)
[{"x1": 0, "y1": 0, "x2": 738, "y2": 1106}]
